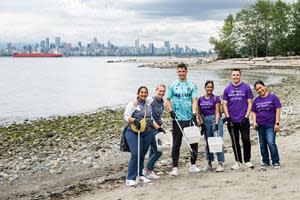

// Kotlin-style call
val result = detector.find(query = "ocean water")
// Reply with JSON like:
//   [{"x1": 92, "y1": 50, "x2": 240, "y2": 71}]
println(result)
[{"x1": 0, "y1": 57, "x2": 282, "y2": 124}]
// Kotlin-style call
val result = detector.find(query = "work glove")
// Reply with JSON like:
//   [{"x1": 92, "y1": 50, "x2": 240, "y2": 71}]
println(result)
[
  {"x1": 240, "y1": 117, "x2": 250, "y2": 127},
  {"x1": 157, "y1": 127, "x2": 166, "y2": 133},
  {"x1": 226, "y1": 117, "x2": 234, "y2": 128},
  {"x1": 170, "y1": 111, "x2": 176, "y2": 119},
  {"x1": 134, "y1": 119, "x2": 141, "y2": 130},
  {"x1": 214, "y1": 124, "x2": 219, "y2": 132},
  {"x1": 192, "y1": 113, "x2": 198, "y2": 126},
  {"x1": 200, "y1": 123, "x2": 207, "y2": 136}
]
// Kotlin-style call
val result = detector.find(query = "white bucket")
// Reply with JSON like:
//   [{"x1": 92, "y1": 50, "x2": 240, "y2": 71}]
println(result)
[
  {"x1": 183, "y1": 126, "x2": 201, "y2": 144},
  {"x1": 208, "y1": 136, "x2": 223, "y2": 153},
  {"x1": 155, "y1": 132, "x2": 172, "y2": 152}
]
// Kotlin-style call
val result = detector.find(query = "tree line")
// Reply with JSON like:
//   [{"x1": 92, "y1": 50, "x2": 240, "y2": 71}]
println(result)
[{"x1": 210, "y1": 0, "x2": 300, "y2": 59}]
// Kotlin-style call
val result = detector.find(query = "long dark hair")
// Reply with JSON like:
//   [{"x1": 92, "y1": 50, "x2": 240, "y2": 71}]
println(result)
[
  {"x1": 137, "y1": 86, "x2": 148, "y2": 95},
  {"x1": 205, "y1": 80, "x2": 214, "y2": 88}
]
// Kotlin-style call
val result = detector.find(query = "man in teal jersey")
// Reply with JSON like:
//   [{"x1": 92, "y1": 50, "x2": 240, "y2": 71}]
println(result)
[{"x1": 166, "y1": 63, "x2": 200, "y2": 176}]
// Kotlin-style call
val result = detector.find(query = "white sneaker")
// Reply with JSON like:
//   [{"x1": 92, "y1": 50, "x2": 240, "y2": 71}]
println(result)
[
  {"x1": 201, "y1": 164, "x2": 212, "y2": 172},
  {"x1": 145, "y1": 171, "x2": 160, "y2": 179},
  {"x1": 273, "y1": 163, "x2": 280, "y2": 169},
  {"x1": 139, "y1": 176, "x2": 151, "y2": 183},
  {"x1": 126, "y1": 180, "x2": 136, "y2": 186},
  {"x1": 245, "y1": 162, "x2": 254, "y2": 168},
  {"x1": 189, "y1": 164, "x2": 201, "y2": 173},
  {"x1": 216, "y1": 164, "x2": 224, "y2": 172},
  {"x1": 170, "y1": 167, "x2": 179, "y2": 176},
  {"x1": 231, "y1": 162, "x2": 241, "y2": 170}
]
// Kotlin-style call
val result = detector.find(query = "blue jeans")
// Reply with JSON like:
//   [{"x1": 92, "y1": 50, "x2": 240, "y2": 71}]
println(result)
[
  {"x1": 203, "y1": 114, "x2": 225, "y2": 162},
  {"x1": 258, "y1": 125, "x2": 280, "y2": 165},
  {"x1": 125, "y1": 128, "x2": 156, "y2": 180},
  {"x1": 146, "y1": 131, "x2": 163, "y2": 170}
]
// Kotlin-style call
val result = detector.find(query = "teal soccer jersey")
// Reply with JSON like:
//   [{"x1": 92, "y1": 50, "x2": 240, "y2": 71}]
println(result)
[{"x1": 167, "y1": 80, "x2": 197, "y2": 120}]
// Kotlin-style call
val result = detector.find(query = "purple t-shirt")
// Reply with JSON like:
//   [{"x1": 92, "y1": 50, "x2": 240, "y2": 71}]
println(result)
[
  {"x1": 198, "y1": 94, "x2": 221, "y2": 117},
  {"x1": 252, "y1": 93, "x2": 282, "y2": 126},
  {"x1": 223, "y1": 82, "x2": 253, "y2": 123}
]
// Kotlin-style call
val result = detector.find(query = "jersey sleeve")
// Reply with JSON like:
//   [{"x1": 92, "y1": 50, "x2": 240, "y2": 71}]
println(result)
[
  {"x1": 251, "y1": 98, "x2": 257, "y2": 112},
  {"x1": 216, "y1": 96, "x2": 221, "y2": 104},
  {"x1": 124, "y1": 102, "x2": 135, "y2": 122},
  {"x1": 191, "y1": 82, "x2": 198, "y2": 98}
]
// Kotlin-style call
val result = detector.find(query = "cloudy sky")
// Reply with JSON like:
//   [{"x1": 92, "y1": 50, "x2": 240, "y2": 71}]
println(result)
[{"x1": 0, "y1": 0, "x2": 295, "y2": 50}]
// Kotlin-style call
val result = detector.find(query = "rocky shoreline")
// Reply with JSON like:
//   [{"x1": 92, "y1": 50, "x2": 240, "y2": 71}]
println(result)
[{"x1": 1, "y1": 63, "x2": 300, "y2": 200}]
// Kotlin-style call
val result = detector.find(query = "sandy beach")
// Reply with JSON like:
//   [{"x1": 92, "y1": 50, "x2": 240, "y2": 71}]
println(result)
[{"x1": 1, "y1": 58, "x2": 300, "y2": 200}]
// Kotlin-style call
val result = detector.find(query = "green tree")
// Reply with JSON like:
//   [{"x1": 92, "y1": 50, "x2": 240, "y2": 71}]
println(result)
[{"x1": 288, "y1": 0, "x2": 300, "y2": 55}]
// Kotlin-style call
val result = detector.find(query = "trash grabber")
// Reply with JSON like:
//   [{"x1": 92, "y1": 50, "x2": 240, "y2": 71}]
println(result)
[
  {"x1": 135, "y1": 130, "x2": 142, "y2": 187},
  {"x1": 174, "y1": 118, "x2": 194, "y2": 154},
  {"x1": 229, "y1": 124, "x2": 241, "y2": 168},
  {"x1": 256, "y1": 127, "x2": 267, "y2": 171},
  {"x1": 203, "y1": 126, "x2": 213, "y2": 170}
]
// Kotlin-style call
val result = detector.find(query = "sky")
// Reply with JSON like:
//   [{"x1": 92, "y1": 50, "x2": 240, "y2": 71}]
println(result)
[{"x1": 0, "y1": 0, "x2": 295, "y2": 51}]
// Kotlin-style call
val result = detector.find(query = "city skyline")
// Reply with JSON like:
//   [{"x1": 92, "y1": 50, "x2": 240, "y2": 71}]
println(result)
[{"x1": 0, "y1": 0, "x2": 294, "y2": 51}]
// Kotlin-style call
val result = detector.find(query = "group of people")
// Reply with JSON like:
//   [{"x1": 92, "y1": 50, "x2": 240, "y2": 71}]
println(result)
[{"x1": 123, "y1": 63, "x2": 282, "y2": 186}]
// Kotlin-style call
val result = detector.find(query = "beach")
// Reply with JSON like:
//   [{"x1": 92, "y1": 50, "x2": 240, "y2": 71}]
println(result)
[{"x1": 1, "y1": 59, "x2": 300, "y2": 200}]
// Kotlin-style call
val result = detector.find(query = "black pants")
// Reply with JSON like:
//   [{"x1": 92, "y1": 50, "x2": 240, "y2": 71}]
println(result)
[
  {"x1": 172, "y1": 120, "x2": 198, "y2": 167},
  {"x1": 227, "y1": 121, "x2": 251, "y2": 163}
]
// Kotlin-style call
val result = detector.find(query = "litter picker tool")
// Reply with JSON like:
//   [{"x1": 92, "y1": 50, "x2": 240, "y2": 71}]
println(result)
[
  {"x1": 174, "y1": 118, "x2": 195, "y2": 155},
  {"x1": 256, "y1": 127, "x2": 267, "y2": 171}
]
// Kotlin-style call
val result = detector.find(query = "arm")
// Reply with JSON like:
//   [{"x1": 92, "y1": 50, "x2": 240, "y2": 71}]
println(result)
[
  {"x1": 196, "y1": 104, "x2": 204, "y2": 124},
  {"x1": 165, "y1": 99, "x2": 173, "y2": 112},
  {"x1": 192, "y1": 98, "x2": 197, "y2": 114},
  {"x1": 124, "y1": 102, "x2": 136, "y2": 124},
  {"x1": 245, "y1": 99, "x2": 252, "y2": 118},
  {"x1": 275, "y1": 108, "x2": 281, "y2": 133},
  {"x1": 223, "y1": 100, "x2": 230, "y2": 118},
  {"x1": 252, "y1": 112, "x2": 257, "y2": 129}
]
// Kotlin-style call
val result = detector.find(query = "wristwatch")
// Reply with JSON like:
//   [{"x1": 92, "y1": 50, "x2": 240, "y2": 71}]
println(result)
[{"x1": 276, "y1": 123, "x2": 280, "y2": 125}]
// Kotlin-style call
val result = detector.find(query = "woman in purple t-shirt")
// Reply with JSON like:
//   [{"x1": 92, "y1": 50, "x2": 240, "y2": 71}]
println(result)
[
  {"x1": 252, "y1": 80, "x2": 281, "y2": 169},
  {"x1": 197, "y1": 81, "x2": 224, "y2": 172}
]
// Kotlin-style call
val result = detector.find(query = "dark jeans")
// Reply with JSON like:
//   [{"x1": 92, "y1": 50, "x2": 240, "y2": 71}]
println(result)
[
  {"x1": 172, "y1": 120, "x2": 198, "y2": 167},
  {"x1": 227, "y1": 121, "x2": 251, "y2": 163},
  {"x1": 258, "y1": 125, "x2": 280, "y2": 165}
]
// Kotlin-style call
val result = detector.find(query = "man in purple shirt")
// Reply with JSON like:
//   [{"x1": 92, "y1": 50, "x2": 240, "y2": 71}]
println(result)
[{"x1": 223, "y1": 68, "x2": 254, "y2": 170}]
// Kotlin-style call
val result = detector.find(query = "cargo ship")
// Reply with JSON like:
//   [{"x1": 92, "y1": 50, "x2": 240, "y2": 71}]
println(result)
[{"x1": 13, "y1": 53, "x2": 63, "y2": 57}]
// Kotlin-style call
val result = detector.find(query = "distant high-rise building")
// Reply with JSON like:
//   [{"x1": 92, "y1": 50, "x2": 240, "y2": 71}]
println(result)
[
  {"x1": 135, "y1": 39, "x2": 140, "y2": 49},
  {"x1": 108, "y1": 40, "x2": 112, "y2": 49},
  {"x1": 164, "y1": 41, "x2": 170, "y2": 50},
  {"x1": 6, "y1": 43, "x2": 12, "y2": 50},
  {"x1": 93, "y1": 37, "x2": 98, "y2": 49},
  {"x1": 55, "y1": 37, "x2": 61, "y2": 48},
  {"x1": 78, "y1": 41, "x2": 82, "y2": 48},
  {"x1": 148, "y1": 43, "x2": 154, "y2": 55},
  {"x1": 45, "y1": 37, "x2": 49, "y2": 49},
  {"x1": 40, "y1": 40, "x2": 46, "y2": 49}
]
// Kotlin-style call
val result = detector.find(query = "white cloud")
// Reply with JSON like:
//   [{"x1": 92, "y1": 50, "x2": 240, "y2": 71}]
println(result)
[{"x1": 0, "y1": 0, "x2": 294, "y2": 50}]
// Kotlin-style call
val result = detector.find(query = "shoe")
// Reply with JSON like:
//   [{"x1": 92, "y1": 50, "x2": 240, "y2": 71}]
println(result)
[
  {"x1": 145, "y1": 171, "x2": 160, "y2": 179},
  {"x1": 231, "y1": 162, "x2": 241, "y2": 170},
  {"x1": 216, "y1": 164, "x2": 224, "y2": 172},
  {"x1": 245, "y1": 162, "x2": 254, "y2": 168},
  {"x1": 189, "y1": 164, "x2": 201, "y2": 173},
  {"x1": 126, "y1": 180, "x2": 136, "y2": 186},
  {"x1": 201, "y1": 164, "x2": 212, "y2": 172},
  {"x1": 273, "y1": 163, "x2": 280, "y2": 169},
  {"x1": 139, "y1": 176, "x2": 151, "y2": 183},
  {"x1": 170, "y1": 167, "x2": 179, "y2": 176}
]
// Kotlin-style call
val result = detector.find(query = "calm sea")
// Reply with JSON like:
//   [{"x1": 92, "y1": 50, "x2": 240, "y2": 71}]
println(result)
[{"x1": 0, "y1": 57, "x2": 282, "y2": 124}]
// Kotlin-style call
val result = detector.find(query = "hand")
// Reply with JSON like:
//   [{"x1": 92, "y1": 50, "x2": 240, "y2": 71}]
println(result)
[
  {"x1": 274, "y1": 124, "x2": 280, "y2": 133},
  {"x1": 200, "y1": 123, "x2": 207, "y2": 136},
  {"x1": 214, "y1": 124, "x2": 219, "y2": 132},
  {"x1": 134, "y1": 119, "x2": 141, "y2": 130},
  {"x1": 240, "y1": 117, "x2": 250, "y2": 127},
  {"x1": 170, "y1": 111, "x2": 176, "y2": 119},
  {"x1": 192, "y1": 113, "x2": 198, "y2": 126},
  {"x1": 157, "y1": 127, "x2": 166, "y2": 133},
  {"x1": 222, "y1": 117, "x2": 227, "y2": 124},
  {"x1": 253, "y1": 123, "x2": 258, "y2": 130}
]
